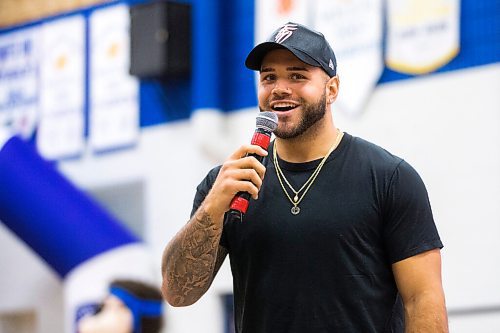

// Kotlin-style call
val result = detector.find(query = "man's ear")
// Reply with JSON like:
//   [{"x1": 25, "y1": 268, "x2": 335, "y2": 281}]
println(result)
[{"x1": 326, "y1": 75, "x2": 339, "y2": 104}]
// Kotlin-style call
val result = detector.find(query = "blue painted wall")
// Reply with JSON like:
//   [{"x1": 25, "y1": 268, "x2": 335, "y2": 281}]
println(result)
[{"x1": 1, "y1": 0, "x2": 499, "y2": 129}]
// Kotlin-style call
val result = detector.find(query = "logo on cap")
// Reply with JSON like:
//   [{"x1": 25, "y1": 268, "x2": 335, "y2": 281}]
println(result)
[
  {"x1": 329, "y1": 59, "x2": 335, "y2": 71},
  {"x1": 275, "y1": 23, "x2": 298, "y2": 44}
]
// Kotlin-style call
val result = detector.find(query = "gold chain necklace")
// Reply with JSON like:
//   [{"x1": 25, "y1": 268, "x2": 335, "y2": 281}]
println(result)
[{"x1": 273, "y1": 130, "x2": 344, "y2": 215}]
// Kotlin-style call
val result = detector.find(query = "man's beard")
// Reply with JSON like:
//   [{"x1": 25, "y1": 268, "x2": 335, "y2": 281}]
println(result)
[{"x1": 261, "y1": 92, "x2": 327, "y2": 139}]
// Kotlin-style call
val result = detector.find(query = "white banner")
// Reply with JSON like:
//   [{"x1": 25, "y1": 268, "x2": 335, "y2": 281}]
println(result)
[
  {"x1": 314, "y1": 0, "x2": 384, "y2": 115},
  {"x1": 255, "y1": 0, "x2": 311, "y2": 47},
  {"x1": 38, "y1": 15, "x2": 85, "y2": 159},
  {"x1": 386, "y1": 0, "x2": 460, "y2": 74},
  {"x1": 89, "y1": 4, "x2": 139, "y2": 152},
  {"x1": 0, "y1": 27, "x2": 39, "y2": 143}
]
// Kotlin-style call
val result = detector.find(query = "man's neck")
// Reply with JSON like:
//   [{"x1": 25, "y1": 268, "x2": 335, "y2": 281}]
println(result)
[{"x1": 275, "y1": 120, "x2": 339, "y2": 163}]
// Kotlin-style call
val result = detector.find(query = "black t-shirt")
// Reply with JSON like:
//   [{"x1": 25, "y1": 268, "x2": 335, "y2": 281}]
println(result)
[{"x1": 191, "y1": 133, "x2": 443, "y2": 333}]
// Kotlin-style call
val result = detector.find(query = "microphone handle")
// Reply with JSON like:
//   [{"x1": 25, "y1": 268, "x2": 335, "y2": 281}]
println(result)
[{"x1": 228, "y1": 129, "x2": 271, "y2": 220}]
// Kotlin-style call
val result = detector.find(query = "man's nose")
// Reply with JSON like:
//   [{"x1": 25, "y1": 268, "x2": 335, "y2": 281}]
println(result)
[{"x1": 272, "y1": 80, "x2": 292, "y2": 97}]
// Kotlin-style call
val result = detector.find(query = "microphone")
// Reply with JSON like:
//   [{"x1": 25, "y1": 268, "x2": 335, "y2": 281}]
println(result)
[{"x1": 228, "y1": 111, "x2": 278, "y2": 220}]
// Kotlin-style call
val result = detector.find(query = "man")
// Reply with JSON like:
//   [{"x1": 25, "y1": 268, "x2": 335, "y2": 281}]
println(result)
[{"x1": 162, "y1": 22, "x2": 448, "y2": 332}]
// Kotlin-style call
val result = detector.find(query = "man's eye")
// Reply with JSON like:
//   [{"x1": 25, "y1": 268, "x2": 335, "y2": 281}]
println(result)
[
  {"x1": 290, "y1": 73, "x2": 305, "y2": 80},
  {"x1": 261, "y1": 74, "x2": 275, "y2": 82}
]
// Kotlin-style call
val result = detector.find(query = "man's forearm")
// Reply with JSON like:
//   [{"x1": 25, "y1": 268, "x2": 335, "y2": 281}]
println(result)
[
  {"x1": 161, "y1": 206, "x2": 223, "y2": 306},
  {"x1": 404, "y1": 293, "x2": 448, "y2": 333}
]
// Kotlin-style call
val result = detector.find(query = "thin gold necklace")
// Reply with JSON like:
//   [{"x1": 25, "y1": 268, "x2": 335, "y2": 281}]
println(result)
[{"x1": 273, "y1": 130, "x2": 344, "y2": 215}]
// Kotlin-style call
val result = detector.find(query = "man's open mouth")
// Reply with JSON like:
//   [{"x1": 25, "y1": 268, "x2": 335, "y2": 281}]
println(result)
[{"x1": 271, "y1": 102, "x2": 299, "y2": 112}]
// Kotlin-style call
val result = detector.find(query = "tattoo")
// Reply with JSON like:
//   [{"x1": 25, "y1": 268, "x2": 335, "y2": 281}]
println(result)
[{"x1": 162, "y1": 208, "x2": 225, "y2": 306}]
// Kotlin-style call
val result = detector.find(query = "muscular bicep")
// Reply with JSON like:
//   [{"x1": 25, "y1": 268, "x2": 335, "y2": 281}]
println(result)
[
  {"x1": 392, "y1": 248, "x2": 448, "y2": 331},
  {"x1": 392, "y1": 248, "x2": 444, "y2": 303}
]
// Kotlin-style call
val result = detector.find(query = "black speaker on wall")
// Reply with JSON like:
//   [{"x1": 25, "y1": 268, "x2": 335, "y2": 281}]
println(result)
[{"x1": 129, "y1": 1, "x2": 191, "y2": 78}]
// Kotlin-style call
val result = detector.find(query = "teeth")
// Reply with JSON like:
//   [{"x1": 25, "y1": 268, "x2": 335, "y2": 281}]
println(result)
[{"x1": 273, "y1": 103, "x2": 296, "y2": 108}]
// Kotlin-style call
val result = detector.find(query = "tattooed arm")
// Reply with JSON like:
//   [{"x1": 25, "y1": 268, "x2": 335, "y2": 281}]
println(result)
[
  {"x1": 161, "y1": 204, "x2": 227, "y2": 306},
  {"x1": 161, "y1": 144, "x2": 268, "y2": 307}
]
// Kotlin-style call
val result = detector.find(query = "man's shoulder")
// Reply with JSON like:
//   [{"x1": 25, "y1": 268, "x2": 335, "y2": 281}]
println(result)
[
  {"x1": 346, "y1": 133, "x2": 404, "y2": 169},
  {"x1": 196, "y1": 165, "x2": 222, "y2": 192},
  {"x1": 207, "y1": 165, "x2": 222, "y2": 178}
]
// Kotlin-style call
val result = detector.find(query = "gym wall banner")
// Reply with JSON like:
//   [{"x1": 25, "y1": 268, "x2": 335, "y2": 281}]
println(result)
[
  {"x1": 0, "y1": 26, "x2": 39, "y2": 142},
  {"x1": 89, "y1": 4, "x2": 139, "y2": 153},
  {"x1": 315, "y1": 0, "x2": 384, "y2": 115},
  {"x1": 38, "y1": 15, "x2": 85, "y2": 160},
  {"x1": 255, "y1": 0, "x2": 311, "y2": 43},
  {"x1": 386, "y1": 0, "x2": 460, "y2": 74}
]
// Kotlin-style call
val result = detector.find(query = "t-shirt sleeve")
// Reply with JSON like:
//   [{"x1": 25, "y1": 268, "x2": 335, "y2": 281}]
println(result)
[
  {"x1": 383, "y1": 160, "x2": 443, "y2": 264},
  {"x1": 190, "y1": 166, "x2": 221, "y2": 218}
]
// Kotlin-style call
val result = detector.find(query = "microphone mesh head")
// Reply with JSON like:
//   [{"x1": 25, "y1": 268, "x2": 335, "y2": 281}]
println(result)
[{"x1": 256, "y1": 112, "x2": 278, "y2": 133}]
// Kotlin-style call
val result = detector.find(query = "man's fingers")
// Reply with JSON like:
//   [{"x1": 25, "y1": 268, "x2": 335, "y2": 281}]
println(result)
[
  {"x1": 212, "y1": 144, "x2": 270, "y2": 205},
  {"x1": 235, "y1": 156, "x2": 266, "y2": 178},
  {"x1": 226, "y1": 168, "x2": 263, "y2": 191},
  {"x1": 233, "y1": 179, "x2": 260, "y2": 200},
  {"x1": 229, "y1": 144, "x2": 268, "y2": 160}
]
